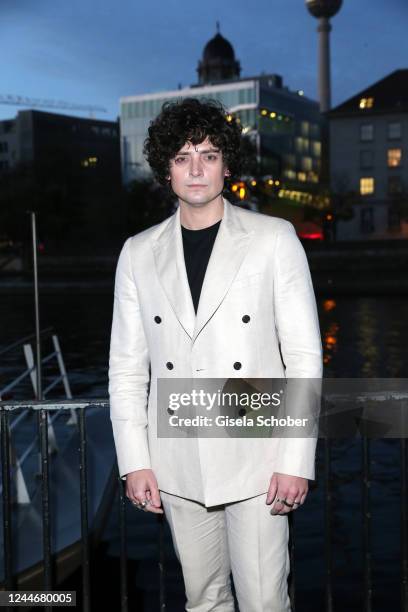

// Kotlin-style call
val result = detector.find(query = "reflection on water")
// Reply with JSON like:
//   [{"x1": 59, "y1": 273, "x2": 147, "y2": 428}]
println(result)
[{"x1": 319, "y1": 296, "x2": 407, "y2": 378}]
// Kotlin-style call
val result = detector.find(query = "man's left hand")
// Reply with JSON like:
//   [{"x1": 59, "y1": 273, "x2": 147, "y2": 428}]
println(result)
[{"x1": 266, "y1": 472, "x2": 308, "y2": 515}]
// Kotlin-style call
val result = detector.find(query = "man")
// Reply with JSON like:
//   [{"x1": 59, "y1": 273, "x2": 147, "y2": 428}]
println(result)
[{"x1": 108, "y1": 98, "x2": 323, "y2": 611}]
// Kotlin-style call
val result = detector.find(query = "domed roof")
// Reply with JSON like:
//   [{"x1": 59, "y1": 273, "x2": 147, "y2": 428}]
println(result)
[
  {"x1": 197, "y1": 23, "x2": 241, "y2": 85},
  {"x1": 203, "y1": 26, "x2": 236, "y2": 62}
]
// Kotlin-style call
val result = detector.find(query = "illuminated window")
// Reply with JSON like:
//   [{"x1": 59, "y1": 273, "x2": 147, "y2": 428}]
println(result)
[
  {"x1": 283, "y1": 169, "x2": 296, "y2": 180},
  {"x1": 360, "y1": 150, "x2": 374, "y2": 169},
  {"x1": 311, "y1": 141, "x2": 321, "y2": 157},
  {"x1": 307, "y1": 171, "x2": 319, "y2": 183},
  {"x1": 360, "y1": 124, "x2": 374, "y2": 142},
  {"x1": 388, "y1": 122, "x2": 401, "y2": 140},
  {"x1": 297, "y1": 172, "x2": 307, "y2": 182},
  {"x1": 359, "y1": 97, "x2": 374, "y2": 109},
  {"x1": 388, "y1": 176, "x2": 403, "y2": 194},
  {"x1": 360, "y1": 177, "x2": 375, "y2": 195},
  {"x1": 301, "y1": 157, "x2": 313, "y2": 171},
  {"x1": 81, "y1": 156, "x2": 98, "y2": 168},
  {"x1": 388, "y1": 148, "x2": 402, "y2": 167}
]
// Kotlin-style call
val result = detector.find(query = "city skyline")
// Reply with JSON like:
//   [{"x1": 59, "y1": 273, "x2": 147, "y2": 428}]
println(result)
[{"x1": 1, "y1": 0, "x2": 407, "y2": 121}]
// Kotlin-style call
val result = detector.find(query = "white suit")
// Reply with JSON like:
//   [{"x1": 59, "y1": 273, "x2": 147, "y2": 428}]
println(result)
[{"x1": 108, "y1": 197, "x2": 323, "y2": 507}]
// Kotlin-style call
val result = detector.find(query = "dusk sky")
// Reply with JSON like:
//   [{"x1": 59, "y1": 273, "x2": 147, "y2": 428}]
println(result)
[{"x1": 1, "y1": 0, "x2": 407, "y2": 122}]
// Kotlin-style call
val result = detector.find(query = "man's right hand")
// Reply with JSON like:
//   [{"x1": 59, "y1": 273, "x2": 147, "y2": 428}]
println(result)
[{"x1": 125, "y1": 469, "x2": 164, "y2": 514}]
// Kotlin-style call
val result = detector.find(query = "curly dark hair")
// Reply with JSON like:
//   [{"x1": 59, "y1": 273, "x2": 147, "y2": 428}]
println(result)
[{"x1": 143, "y1": 97, "x2": 243, "y2": 186}]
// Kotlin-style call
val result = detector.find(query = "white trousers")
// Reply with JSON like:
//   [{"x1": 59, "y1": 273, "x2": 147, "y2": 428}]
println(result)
[{"x1": 160, "y1": 491, "x2": 292, "y2": 612}]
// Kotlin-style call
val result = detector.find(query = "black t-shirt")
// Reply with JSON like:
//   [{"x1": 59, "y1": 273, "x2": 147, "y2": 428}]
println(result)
[{"x1": 181, "y1": 219, "x2": 222, "y2": 313}]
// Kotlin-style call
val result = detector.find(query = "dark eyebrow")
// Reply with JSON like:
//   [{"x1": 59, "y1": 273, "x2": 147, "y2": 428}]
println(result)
[{"x1": 175, "y1": 148, "x2": 220, "y2": 156}]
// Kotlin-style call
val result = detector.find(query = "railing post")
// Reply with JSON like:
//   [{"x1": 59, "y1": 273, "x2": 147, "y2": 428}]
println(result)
[
  {"x1": 158, "y1": 513, "x2": 166, "y2": 611},
  {"x1": 118, "y1": 473, "x2": 129, "y2": 612},
  {"x1": 37, "y1": 407, "x2": 53, "y2": 610},
  {"x1": 288, "y1": 513, "x2": 295, "y2": 611},
  {"x1": 324, "y1": 435, "x2": 333, "y2": 612},
  {"x1": 322, "y1": 392, "x2": 334, "y2": 612},
  {"x1": 401, "y1": 401, "x2": 408, "y2": 610},
  {"x1": 78, "y1": 406, "x2": 91, "y2": 612},
  {"x1": 1, "y1": 407, "x2": 14, "y2": 603},
  {"x1": 362, "y1": 434, "x2": 372, "y2": 612}
]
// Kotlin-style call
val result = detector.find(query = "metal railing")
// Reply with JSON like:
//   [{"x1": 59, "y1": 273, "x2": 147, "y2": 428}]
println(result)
[
  {"x1": 0, "y1": 396, "x2": 407, "y2": 612},
  {"x1": 0, "y1": 400, "x2": 111, "y2": 612},
  {"x1": 0, "y1": 329, "x2": 76, "y2": 505}
]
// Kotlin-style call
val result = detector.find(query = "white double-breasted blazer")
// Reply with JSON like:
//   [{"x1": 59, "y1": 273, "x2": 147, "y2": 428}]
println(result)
[{"x1": 108, "y1": 197, "x2": 323, "y2": 506}]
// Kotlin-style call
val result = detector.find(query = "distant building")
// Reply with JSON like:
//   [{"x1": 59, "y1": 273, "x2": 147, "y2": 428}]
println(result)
[
  {"x1": 120, "y1": 27, "x2": 323, "y2": 192},
  {"x1": 0, "y1": 109, "x2": 121, "y2": 189},
  {"x1": 328, "y1": 69, "x2": 408, "y2": 239}
]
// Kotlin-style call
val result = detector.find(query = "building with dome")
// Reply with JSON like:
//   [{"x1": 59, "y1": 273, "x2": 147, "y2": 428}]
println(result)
[
  {"x1": 120, "y1": 26, "x2": 323, "y2": 198},
  {"x1": 197, "y1": 22, "x2": 241, "y2": 85}
]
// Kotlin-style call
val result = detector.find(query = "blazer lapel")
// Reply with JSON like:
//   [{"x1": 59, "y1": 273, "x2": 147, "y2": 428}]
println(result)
[
  {"x1": 193, "y1": 198, "x2": 254, "y2": 342},
  {"x1": 152, "y1": 204, "x2": 196, "y2": 339},
  {"x1": 151, "y1": 198, "x2": 254, "y2": 343}
]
